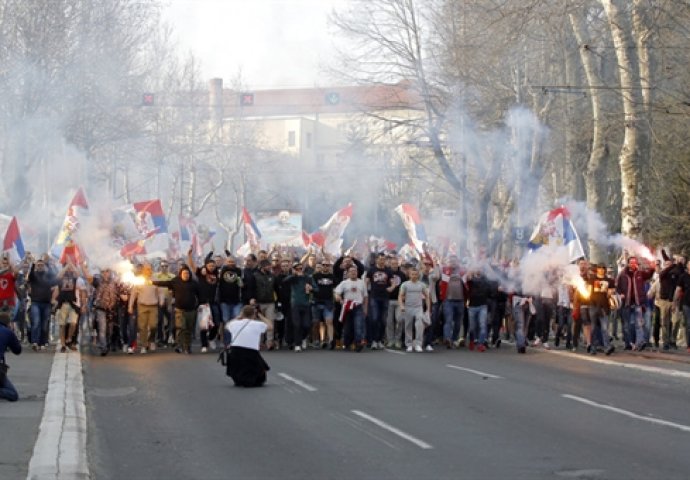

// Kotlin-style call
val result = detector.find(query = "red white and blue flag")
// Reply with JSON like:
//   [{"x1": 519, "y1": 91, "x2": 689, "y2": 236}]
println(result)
[
  {"x1": 133, "y1": 199, "x2": 168, "y2": 235},
  {"x1": 527, "y1": 206, "x2": 585, "y2": 262},
  {"x1": 52, "y1": 187, "x2": 89, "y2": 264},
  {"x1": 236, "y1": 208, "x2": 262, "y2": 256},
  {"x1": 309, "y1": 203, "x2": 353, "y2": 256},
  {"x1": 394, "y1": 203, "x2": 427, "y2": 252},
  {"x1": 0, "y1": 215, "x2": 26, "y2": 261}
]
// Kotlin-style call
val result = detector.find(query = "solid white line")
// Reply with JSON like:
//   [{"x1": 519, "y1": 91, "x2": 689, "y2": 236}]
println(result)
[
  {"x1": 548, "y1": 349, "x2": 690, "y2": 380},
  {"x1": 351, "y1": 410, "x2": 433, "y2": 449},
  {"x1": 446, "y1": 364, "x2": 503, "y2": 379},
  {"x1": 562, "y1": 394, "x2": 690, "y2": 433},
  {"x1": 27, "y1": 350, "x2": 89, "y2": 480},
  {"x1": 278, "y1": 373, "x2": 318, "y2": 392}
]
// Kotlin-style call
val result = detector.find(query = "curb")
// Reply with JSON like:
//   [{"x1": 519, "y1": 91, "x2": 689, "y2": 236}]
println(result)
[{"x1": 27, "y1": 350, "x2": 90, "y2": 480}]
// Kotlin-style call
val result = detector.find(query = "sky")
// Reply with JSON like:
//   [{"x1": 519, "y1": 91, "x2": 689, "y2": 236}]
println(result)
[{"x1": 163, "y1": 0, "x2": 347, "y2": 89}]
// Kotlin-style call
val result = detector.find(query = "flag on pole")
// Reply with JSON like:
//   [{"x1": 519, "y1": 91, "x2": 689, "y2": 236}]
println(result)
[
  {"x1": 0, "y1": 215, "x2": 26, "y2": 261},
  {"x1": 52, "y1": 187, "x2": 89, "y2": 264},
  {"x1": 236, "y1": 208, "x2": 262, "y2": 256},
  {"x1": 310, "y1": 203, "x2": 353, "y2": 256},
  {"x1": 394, "y1": 203, "x2": 427, "y2": 252},
  {"x1": 527, "y1": 206, "x2": 585, "y2": 262}
]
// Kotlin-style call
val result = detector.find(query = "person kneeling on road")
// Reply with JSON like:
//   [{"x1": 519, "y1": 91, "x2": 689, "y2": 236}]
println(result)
[
  {"x1": 224, "y1": 305, "x2": 270, "y2": 387},
  {"x1": 0, "y1": 307, "x2": 21, "y2": 402}
]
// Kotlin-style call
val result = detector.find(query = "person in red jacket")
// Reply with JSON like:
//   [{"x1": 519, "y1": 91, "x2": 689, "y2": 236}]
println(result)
[
  {"x1": 0, "y1": 256, "x2": 17, "y2": 312},
  {"x1": 616, "y1": 256, "x2": 655, "y2": 351}
]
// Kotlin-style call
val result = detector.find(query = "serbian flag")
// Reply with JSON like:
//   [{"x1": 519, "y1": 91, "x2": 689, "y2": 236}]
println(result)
[
  {"x1": 179, "y1": 215, "x2": 195, "y2": 242},
  {"x1": 52, "y1": 187, "x2": 89, "y2": 261},
  {"x1": 394, "y1": 203, "x2": 427, "y2": 252},
  {"x1": 527, "y1": 206, "x2": 585, "y2": 262},
  {"x1": 133, "y1": 199, "x2": 167, "y2": 234},
  {"x1": 242, "y1": 207, "x2": 262, "y2": 250},
  {"x1": 310, "y1": 203, "x2": 353, "y2": 256},
  {"x1": 0, "y1": 215, "x2": 26, "y2": 261}
]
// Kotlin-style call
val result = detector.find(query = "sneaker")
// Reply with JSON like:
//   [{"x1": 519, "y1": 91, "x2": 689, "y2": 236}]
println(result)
[
  {"x1": 209, "y1": 340, "x2": 217, "y2": 350},
  {"x1": 406, "y1": 346, "x2": 413, "y2": 353},
  {"x1": 140, "y1": 347, "x2": 147, "y2": 354},
  {"x1": 321, "y1": 342, "x2": 328, "y2": 349},
  {"x1": 533, "y1": 338, "x2": 542, "y2": 347},
  {"x1": 425, "y1": 345, "x2": 434, "y2": 352},
  {"x1": 457, "y1": 338, "x2": 466, "y2": 348},
  {"x1": 175, "y1": 347, "x2": 183, "y2": 354},
  {"x1": 122, "y1": 345, "x2": 128, "y2": 353},
  {"x1": 100, "y1": 348, "x2": 108, "y2": 357},
  {"x1": 149, "y1": 343, "x2": 157, "y2": 352},
  {"x1": 60, "y1": 345, "x2": 67, "y2": 353},
  {"x1": 395, "y1": 342, "x2": 402, "y2": 350},
  {"x1": 201, "y1": 347, "x2": 208, "y2": 353},
  {"x1": 494, "y1": 339, "x2": 501, "y2": 349},
  {"x1": 543, "y1": 342, "x2": 550, "y2": 350},
  {"x1": 517, "y1": 346, "x2": 526, "y2": 354},
  {"x1": 32, "y1": 343, "x2": 38, "y2": 352},
  {"x1": 127, "y1": 346, "x2": 134, "y2": 354},
  {"x1": 477, "y1": 344, "x2": 486, "y2": 352},
  {"x1": 301, "y1": 340, "x2": 308, "y2": 350},
  {"x1": 605, "y1": 345, "x2": 615, "y2": 356},
  {"x1": 662, "y1": 344, "x2": 670, "y2": 352},
  {"x1": 313, "y1": 341, "x2": 321, "y2": 349},
  {"x1": 571, "y1": 346, "x2": 577, "y2": 353},
  {"x1": 414, "y1": 345, "x2": 423, "y2": 353},
  {"x1": 40, "y1": 345, "x2": 47, "y2": 351},
  {"x1": 294, "y1": 346, "x2": 302, "y2": 352},
  {"x1": 68, "y1": 343, "x2": 78, "y2": 351}
]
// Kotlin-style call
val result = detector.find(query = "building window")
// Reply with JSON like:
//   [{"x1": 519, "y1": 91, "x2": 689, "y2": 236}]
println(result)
[
  {"x1": 306, "y1": 132, "x2": 312, "y2": 148},
  {"x1": 288, "y1": 130, "x2": 296, "y2": 147}
]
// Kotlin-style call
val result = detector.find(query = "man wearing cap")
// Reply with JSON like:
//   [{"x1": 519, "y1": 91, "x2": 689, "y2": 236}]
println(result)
[
  {"x1": 0, "y1": 307, "x2": 21, "y2": 401},
  {"x1": 588, "y1": 264, "x2": 616, "y2": 355}
]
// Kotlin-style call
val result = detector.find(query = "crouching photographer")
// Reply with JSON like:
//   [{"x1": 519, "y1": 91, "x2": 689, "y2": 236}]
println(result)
[{"x1": 0, "y1": 306, "x2": 22, "y2": 402}]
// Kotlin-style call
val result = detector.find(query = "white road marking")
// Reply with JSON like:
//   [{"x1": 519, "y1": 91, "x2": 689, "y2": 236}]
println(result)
[
  {"x1": 562, "y1": 394, "x2": 690, "y2": 433},
  {"x1": 278, "y1": 373, "x2": 318, "y2": 392},
  {"x1": 351, "y1": 410, "x2": 433, "y2": 450},
  {"x1": 27, "y1": 350, "x2": 89, "y2": 480},
  {"x1": 547, "y1": 349, "x2": 690, "y2": 380},
  {"x1": 446, "y1": 364, "x2": 503, "y2": 379}
]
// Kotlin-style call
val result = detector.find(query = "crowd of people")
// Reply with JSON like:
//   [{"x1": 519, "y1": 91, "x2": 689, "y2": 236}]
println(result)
[{"x1": 1, "y1": 246, "x2": 689, "y2": 372}]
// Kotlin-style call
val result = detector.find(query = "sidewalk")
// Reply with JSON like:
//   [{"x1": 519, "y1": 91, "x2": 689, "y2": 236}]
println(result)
[{"x1": 0, "y1": 345, "x2": 54, "y2": 479}]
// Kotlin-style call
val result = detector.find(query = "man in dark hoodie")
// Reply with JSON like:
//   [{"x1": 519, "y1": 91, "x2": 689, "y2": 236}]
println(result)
[
  {"x1": 218, "y1": 255, "x2": 243, "y2": 345},
  {"x1": 154, "y1": 264, "x2": 199, "y2": 354},
  {"x1": 189, "y1": 251, "x2": 220, "y2": 352},
  {"x1": 27, "y1": 257, "x2": 58, "y2": 351},
  {"x1": 254, "y1": 259, "x2": 278, "y2": 349}
]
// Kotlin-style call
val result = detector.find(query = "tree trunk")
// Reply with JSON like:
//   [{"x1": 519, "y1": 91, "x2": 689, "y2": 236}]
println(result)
[
  {"x1": 600, "y1": 0, "x2": 651, "y2": 240},
  {"x1": 570, "y1": 11, "x2": 609, "y2": 262}
]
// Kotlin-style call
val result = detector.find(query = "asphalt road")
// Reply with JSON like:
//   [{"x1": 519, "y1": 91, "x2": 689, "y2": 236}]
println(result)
[{"x1": 82, "y1": 345, "x2": 690, "y2": 480}]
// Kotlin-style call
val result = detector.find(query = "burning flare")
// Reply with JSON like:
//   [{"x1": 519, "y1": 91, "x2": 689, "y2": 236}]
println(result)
[{"x1": 113, "y1": 260, "x2": 145, "y2": 286}]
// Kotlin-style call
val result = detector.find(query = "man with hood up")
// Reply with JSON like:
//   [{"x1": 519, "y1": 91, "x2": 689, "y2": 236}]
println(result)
[{"x1": 154, "y1": 264, "x2": 199, "y2": 354}]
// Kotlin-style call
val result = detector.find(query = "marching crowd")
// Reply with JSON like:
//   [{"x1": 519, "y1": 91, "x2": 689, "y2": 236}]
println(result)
[{"x1": 1, "y1": 246, "x2": 690, "y2": 364}]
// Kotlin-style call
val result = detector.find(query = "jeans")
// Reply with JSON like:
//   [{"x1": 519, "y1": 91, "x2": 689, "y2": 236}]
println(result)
[
  {"x1": 0, "y1": 375, "x2": 18, "y2": 402},
  {"x1": 385, "y1": 300, "x2": 402, "y2": 345},
  {"x1": 555, "y1": 306, "x2": 572, "y2": 346},
  {"x1": 343, "y1": 305, "x2": 366, "y2": 346},
  {"x1": 513, "y1": 301, "x2": 528, "y2": 350},
  {"x1": 424, "y1": 302, "x2": 441, "y2": 347},
  {"x1": 367, "y1": 297, "x2": 388, "y2": 344},
  {"x1": 220, "y1": 302, "x2": 242, "y2": 345},
  {"x1": 467, "y1": 305, "x2": 488, "y2": 345},
  {"x1": 683, "y1": 305, "x2": 690, "y2": 348},
  {"x1": 157, "y1": 302, "x2": 172, "y2": 344},
  {"x1": 30, "y1": 301, "x2": 52, "y2": 346},
  {"x1": 536, "y1": 298, "x2": 554, "y2": 343},
  {"x1": 443, "y1": 300, "x2": 465, "y2": 342},
  {"x1": 621, "y1": 305, "x2": 647, "y2": 348},
  {"x1": 589, "y1": 306, "x2": 610, "y2": 348},
  {"x1": 95, "y1": 309, "x2": 116, "y2": 350},
  {"x1": 291, "y1": 304, "x2": 311, "y2": 345},
  {"x1": 175, "y1": 309, "x2": 196, "y2": 352}
]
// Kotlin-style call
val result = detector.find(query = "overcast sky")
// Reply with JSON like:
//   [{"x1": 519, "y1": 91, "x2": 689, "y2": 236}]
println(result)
[{"x1": 163, "y1": 0, "x2": 347, "y2": 89}]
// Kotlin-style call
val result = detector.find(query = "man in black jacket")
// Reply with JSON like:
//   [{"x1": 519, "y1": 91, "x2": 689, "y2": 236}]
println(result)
[
  {"x1": 154, "y1": 265, "x2": 199, "y2": 354},
  {"x1": 0, "y1": 307, "x2": 21, "y2": 401},
  {"x1": 27, "y1": 258, "x2": 57, "y2": 350}
]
